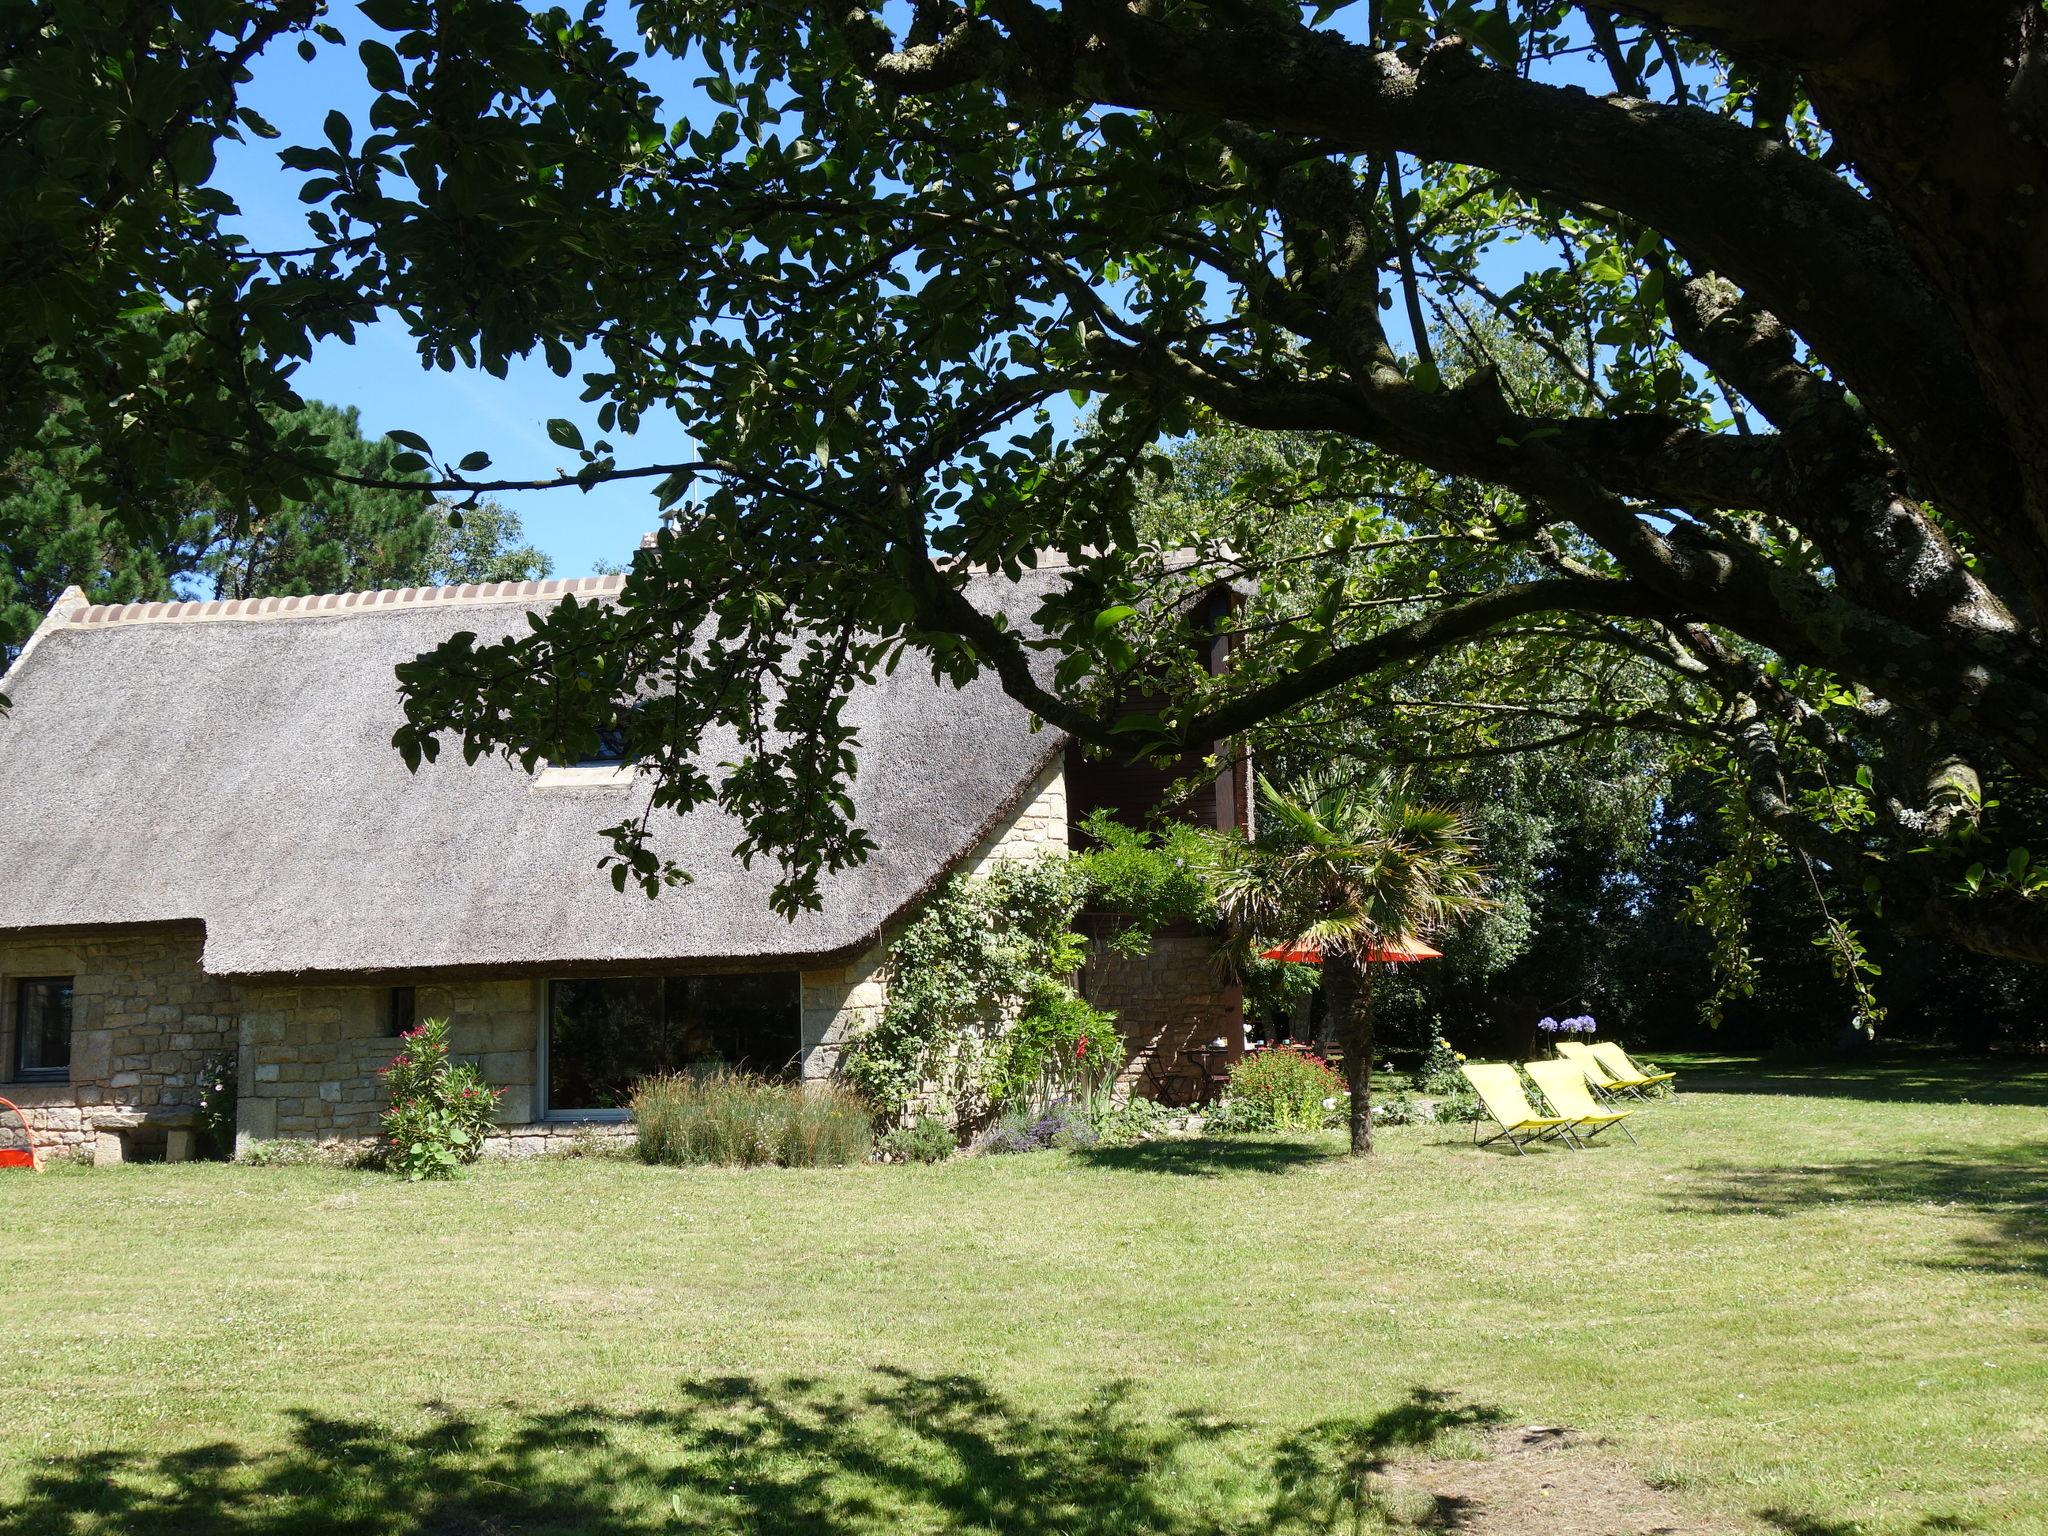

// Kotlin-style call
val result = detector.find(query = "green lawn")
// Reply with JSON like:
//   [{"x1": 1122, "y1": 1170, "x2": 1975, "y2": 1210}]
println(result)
[{"x1": 1, "y1": 1051, "x2": 2043, "y2": 1534}]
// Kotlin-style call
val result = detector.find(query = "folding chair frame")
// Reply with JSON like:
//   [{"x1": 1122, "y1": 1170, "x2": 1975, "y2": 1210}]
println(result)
[
  {"x1": 1471, "y1": 1110, "x2": 1581, "y2": 1155},
  {"x1": 1588, "y1": 1043, "x2": 1676, "y2": 1100}
]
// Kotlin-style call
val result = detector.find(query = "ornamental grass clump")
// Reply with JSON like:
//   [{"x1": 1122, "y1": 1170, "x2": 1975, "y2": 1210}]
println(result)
[
  {"x1": 380, "y1": 1018, "x2": 501, "y2": 1180},
  {"x1": 631, "y1": 1071, "x2": 871, "y2": 1168},
  {"x1": 1224, "y1": 1048, "x2": 1347, "y2": 1132}
]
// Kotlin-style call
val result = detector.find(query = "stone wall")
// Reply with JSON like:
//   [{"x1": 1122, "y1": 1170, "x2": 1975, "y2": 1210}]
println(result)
[
  {"x1": 1081, "y1": 922, "x2": 1245, "y2": 1100},
  {"x1": 0, "y1": 925, "x2": 240, "y2": 1158},
  {"x1": 236, "y1": 977, "x2": 540, "y2": 1153}
]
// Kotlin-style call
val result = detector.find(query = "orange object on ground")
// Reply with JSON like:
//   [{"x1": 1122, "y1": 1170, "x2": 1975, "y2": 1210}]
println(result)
[{"x1": 0, "y1": 1097, "x2": 41, "y2": 1171}]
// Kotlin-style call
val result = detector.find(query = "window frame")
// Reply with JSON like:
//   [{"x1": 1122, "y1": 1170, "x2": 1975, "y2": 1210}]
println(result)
[
  {"x1": 388, "y1": 986, "x2": 417, "y2": 1038},
  {"x1": 12, "y1": 975, "x2": 75, "y2": 1083},
  {"x1": 537, "y1": 983, "x2": 629, "y2": 1124}
]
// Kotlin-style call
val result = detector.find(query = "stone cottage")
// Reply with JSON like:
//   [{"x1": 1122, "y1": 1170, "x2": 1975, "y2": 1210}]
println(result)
[{"x1": 0, "y1": 568, "x2": 1245, "y2": 1163}]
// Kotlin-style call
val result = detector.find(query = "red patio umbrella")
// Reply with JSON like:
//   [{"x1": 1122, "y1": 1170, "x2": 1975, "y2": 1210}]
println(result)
[{"x1": 1258, "y1": 936, "x2": 1443, "y2": 963}]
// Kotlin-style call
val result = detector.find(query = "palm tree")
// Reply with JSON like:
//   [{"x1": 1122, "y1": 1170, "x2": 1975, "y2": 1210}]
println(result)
[{"x1": 1209, "y1": 772, "x2": 1490, "y2": 1156}]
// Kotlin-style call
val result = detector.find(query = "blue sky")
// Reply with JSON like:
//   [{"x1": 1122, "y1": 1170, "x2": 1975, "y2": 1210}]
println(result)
[{"x1": 214, "y1": 14, "x2": 708, "y2": 578}]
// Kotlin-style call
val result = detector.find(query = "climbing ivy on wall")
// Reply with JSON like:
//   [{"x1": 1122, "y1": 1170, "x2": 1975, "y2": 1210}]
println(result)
[
  {"x1": 845, "y1": 857, "x2": 1119, "y2": 1122},
  {"x1": 1069, "y1": 809, "x2": 1218, "y2": 956}
]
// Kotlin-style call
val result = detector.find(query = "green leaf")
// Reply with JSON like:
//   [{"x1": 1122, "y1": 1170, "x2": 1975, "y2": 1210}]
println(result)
[
  {"x1": 457, "y1": 450, "x2": 492, "y2": 472},
  {"x1": 360, "y1": 39, "x2": 403, "y2": 92},
  {"x1": 546, "y1": 418, "x2": 584, "y2": 451},
  {"x1": 385, "y1": 428, "x2": 431, "y2": 453},
  {"x1": 1092, "y1": 605, "x2": 1138, "y2": 633},
  {"x1": 1108, "y1": 713, "x2": 1167, "y2": 735}
]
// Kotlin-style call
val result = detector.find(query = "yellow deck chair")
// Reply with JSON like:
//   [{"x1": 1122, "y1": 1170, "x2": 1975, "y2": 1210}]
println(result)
[
  {"x1": 1525, "y1": 1059, "x2": 1638, "y2": 1146},
  {"x1": 1590, "y1": 1041, "x2": 1676, "y2": 1095},
  {"x1": 1460, "y1": 1063, "x2": 1578, "y2": 1154},
  {"x1": 1556, "y1": 1040, "x2": 1631, "y2": 1100}
]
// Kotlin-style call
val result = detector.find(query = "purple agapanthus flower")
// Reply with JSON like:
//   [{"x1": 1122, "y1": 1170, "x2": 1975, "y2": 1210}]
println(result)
[{"x1": 1537, "y1": 1016, "x2": 1561, "y2": 1033}]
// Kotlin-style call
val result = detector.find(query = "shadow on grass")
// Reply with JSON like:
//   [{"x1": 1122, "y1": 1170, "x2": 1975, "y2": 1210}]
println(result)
[
  {"x1": 1757, "y1": 1510, "x2": 1981, "y2": 1534},
  {"x1": 1665, "y1": 1048, "x2": 2048, "y2": 1107},
  {"x1": 1668, "y1": 1142, "x2": 2048, "y2": 1276},
  {"x1": 1074, "y1": 1137, "x2": 1337, "y2": 1176},
  {"x1": 0, "y1": 1373, "x2": 1498, "y2": 1535}
]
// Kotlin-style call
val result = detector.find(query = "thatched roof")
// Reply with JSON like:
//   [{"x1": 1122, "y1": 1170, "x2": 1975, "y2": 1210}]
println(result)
[{"x1": 0, "y1": 571, "x2": 1069, "y2": 978}]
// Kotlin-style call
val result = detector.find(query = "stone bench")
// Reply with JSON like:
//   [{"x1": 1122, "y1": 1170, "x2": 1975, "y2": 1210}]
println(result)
[{"x1": 88, "y1": 1107, "x2": 200, "y2": 1166}]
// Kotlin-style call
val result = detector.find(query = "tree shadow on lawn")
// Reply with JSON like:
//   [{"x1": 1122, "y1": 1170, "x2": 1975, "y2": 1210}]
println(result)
[
  {"x1": 1667, "y1": 1141, "x2": 2048, "y2": 1277},
  {"x1": 1757, "y1": 1510, "x2": 1981, "y2": 1535},
  {"x1": 1667, "y1": 1048, "x2": 2048, "y2": 1107},
  {"x1": 0, "y1": 1374, "x2": 1502, "y2": 1536},
  {"x1": 1075, "y1": 1137, "x2": 1338, "y2": 1177}
]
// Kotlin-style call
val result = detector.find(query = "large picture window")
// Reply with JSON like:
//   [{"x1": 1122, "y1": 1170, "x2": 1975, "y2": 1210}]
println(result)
[
  {"x1": 13, "y1": 977, "x2": 74, "y2": 1082},
  {"x1": 545, "y1": 973, "x2": 801, "y2": 1113}
]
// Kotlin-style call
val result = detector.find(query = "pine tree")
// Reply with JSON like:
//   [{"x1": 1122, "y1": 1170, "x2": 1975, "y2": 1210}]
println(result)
[{"x1": 2, "y1": 401, "x2": 551, "y2": 656}]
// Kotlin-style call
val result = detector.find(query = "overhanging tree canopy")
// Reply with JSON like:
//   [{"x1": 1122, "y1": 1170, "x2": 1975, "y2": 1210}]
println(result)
[{"x1": 8, "y1": 2, "x2": 2048, "y2": 954}]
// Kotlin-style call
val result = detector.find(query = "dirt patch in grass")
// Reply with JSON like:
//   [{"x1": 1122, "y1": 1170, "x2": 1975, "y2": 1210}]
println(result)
[{"x1": 1374, "y1": 1423, "x2": 1729, "y2": 1534}]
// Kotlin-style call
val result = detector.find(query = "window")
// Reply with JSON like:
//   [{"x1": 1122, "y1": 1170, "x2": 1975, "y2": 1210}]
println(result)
[
  {"x1": 389, "y1": 986, "x2": 417, "y2": 1037},
  {"x1": 545, "y1": 973, "x2": 800, "y2": 1114},
  {"x1": 575, "y1": 721, "x2": 632, "y2": 768},
  {"x1": 14, "y1": 977, "x2": 73, "y2": 1081},
  {"x1": 533, "y1": 703, "x2": 647, "y2": 788}
]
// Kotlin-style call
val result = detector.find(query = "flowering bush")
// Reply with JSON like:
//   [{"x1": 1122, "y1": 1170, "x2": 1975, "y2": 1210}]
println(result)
[
  {"x1": 985, "y1": 986, "x2": 1124, "y2": 1109},
  {"x1": 1416, "y1": 1037, "x2": 1467, "y2": 1096},
  {"x1": 974, "y1": 1099, "x2": 1098, "y2": 1154},
  {"x1": 195, "y1": 1051, "x2": 238, "y2": 1159},
  {"x1": 848, "y1": 857, "x2": 1111, "y2": 1120},
  {"x1": 1537, "y1": 1014, "x2": 1599, "y2": 1036},
  {"x1": 380, "y1": 1018, "x2": 501, "y2": 1180},
  {"x1": 1224, "y1": 1048, "x2": 1347, "y2": 1131}
]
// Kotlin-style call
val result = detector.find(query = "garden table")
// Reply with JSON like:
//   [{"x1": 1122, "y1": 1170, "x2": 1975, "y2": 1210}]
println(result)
[{"x1": 1184, "y1": 1046, "x2": 1235, "y2": 1105}]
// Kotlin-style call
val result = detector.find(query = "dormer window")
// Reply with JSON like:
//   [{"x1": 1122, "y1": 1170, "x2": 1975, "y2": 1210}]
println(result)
[
  {"x1": 534, "y1": 705, "x2": 644, "y2": 788},
  {"x1": 579, "y1": 721, "x2": 631, "y2": 768}
]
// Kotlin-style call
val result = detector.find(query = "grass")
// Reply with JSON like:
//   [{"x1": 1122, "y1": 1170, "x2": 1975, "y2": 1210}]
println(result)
[
  {"x1": 0, "y1": 1049, "x2": 2042, "y2": 1534},
  {"x1": 631, "y1": 1070, "x2": 872, "y2": 1167}
]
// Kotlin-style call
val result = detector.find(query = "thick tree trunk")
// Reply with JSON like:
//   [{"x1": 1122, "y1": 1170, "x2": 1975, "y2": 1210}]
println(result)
[{"x1": 1327, "y1": 955, "x2": 1374, "y2": 1156}]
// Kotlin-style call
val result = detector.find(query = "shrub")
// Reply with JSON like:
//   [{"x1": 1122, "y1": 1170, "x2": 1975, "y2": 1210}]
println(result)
[
  {"x1": 1196, "y1": 1096, "x2": 1271, "y2": 1135},
  {"x1": 632, "y1": 1071, "x2": 872, "y2": 1168},
  {"x1": 1429, "y1": 1087, "x2": 1486, "y2": 1124},
  {"x1": 1088, "y1": 1093, "x2": 1174, "y2": 1146},
  {"x1": 1070, "y1": 810, "x2": 1217, "y2": 955},
  {"x1": 1416, "y1": 1037, "x2": 1466, "y2": 1096},
  {"x1": 194, "y1": 1051, "x2": 238, "y2": 1159},
  {"x1": 1368, "y1": 1093, "x2": 1428, "y2": 1127},
  {"x1": 1225, "y1": 1048, "x2": 1346, "y2": 1131},
  {"x1": 848, "y1": 856, "x2": 1107, "y2": 1121},
  {"x1": 986, "y1": 986, "x2": 1123, "y2": 1108},
  {"x1": 379, "y1": 1018, "x2": 502, "y2": 1180},
  {"x1": 877, "y1": 1115, "x2": 957, "y2": 1164},
  {"x1": 973, "y1": 1099, "x2": 1097, "y2": 1154}
]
